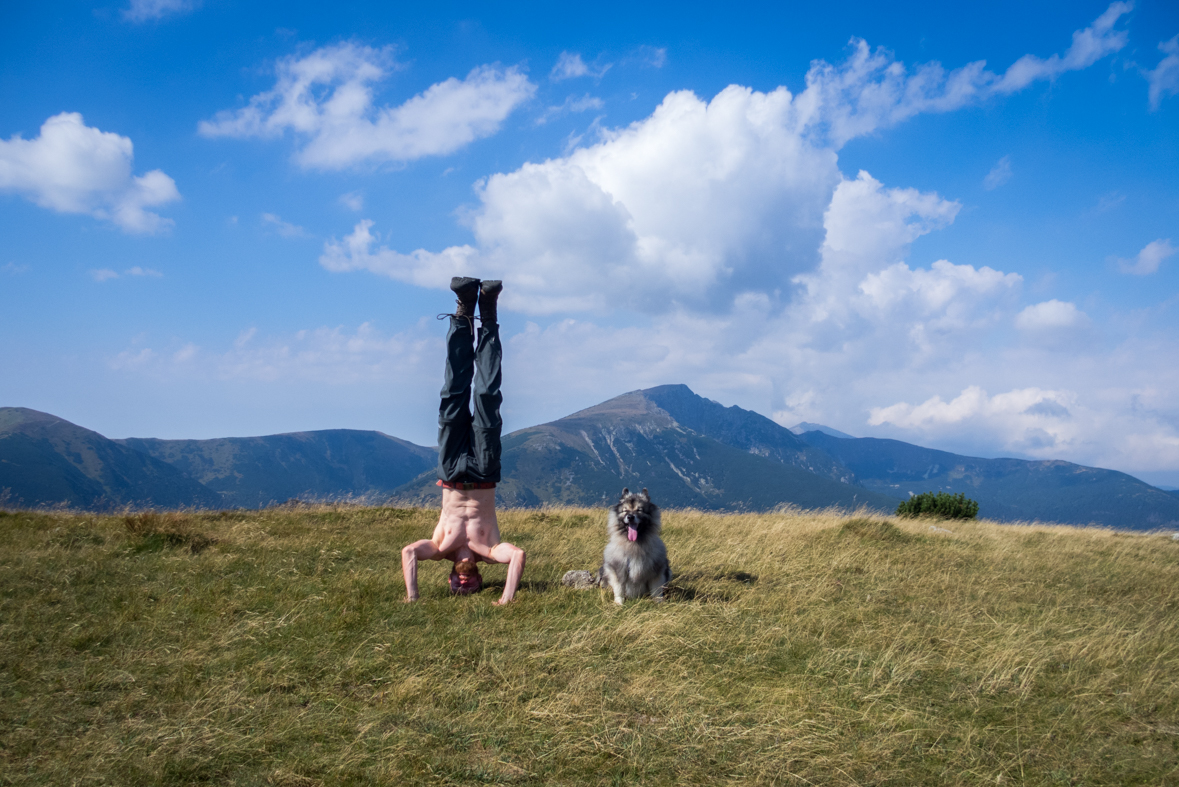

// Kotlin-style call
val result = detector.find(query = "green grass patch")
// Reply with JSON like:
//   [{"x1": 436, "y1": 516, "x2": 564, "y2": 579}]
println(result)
[
  {"x1": 1, "y1": 506, "x2": 1177, "y2": 785},
  {"x1": 839, "y1": 516, "x2": 914, "y2": 542}
]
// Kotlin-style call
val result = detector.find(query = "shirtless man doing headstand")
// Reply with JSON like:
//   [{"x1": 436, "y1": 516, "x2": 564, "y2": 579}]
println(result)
[{"x1": 401, "y1": 277, "x2": 526, "y2": 605}]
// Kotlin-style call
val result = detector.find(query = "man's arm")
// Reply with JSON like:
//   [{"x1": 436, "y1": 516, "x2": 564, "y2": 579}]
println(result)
[
  {"x1": 401, "y1": 539, "x2": 442, "y2": 602},
  {"x1": 488, "y1": 542, "x2": 526, "y2": 605}
]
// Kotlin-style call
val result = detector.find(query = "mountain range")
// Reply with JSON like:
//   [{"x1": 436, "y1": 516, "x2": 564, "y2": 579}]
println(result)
[
  {"x1": 2, "y1": 386, "x2": 1177, "y2": 529},
  {"x1": 393, "y1": 385, "x2": 895, "y2": 511},
  {"x1": 794, "y1": 429, "x2": 1179, "y2": 530},
  {"x1": 119, "y1": 431, "x2": 436, "y2": 509},
  {"x1": 0, "y1": 408, "x2": 223, "y2": 511}
]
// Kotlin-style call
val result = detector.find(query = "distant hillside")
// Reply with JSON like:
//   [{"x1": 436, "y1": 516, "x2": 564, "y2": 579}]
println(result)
[
  {"x1": 395, "y1": 387, "x2": 899, "y2": 512},
  {"x1": 789, "y1": 422, "x2": 856, "y2": 440},
  {"x1": 796, "y1": 430, "x2": 1179, "y2": 530},
  {"x1": 641, "y1": 385, "x2": 855, "y2": 483},
  {"x1": 0, "y1": 408, "x2": 222, "y2": 511},
  {"x1": 120, "y1": 431, "x2": 436, "y2": 509}
]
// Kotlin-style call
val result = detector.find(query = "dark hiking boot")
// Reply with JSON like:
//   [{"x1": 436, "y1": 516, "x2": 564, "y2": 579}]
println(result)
[
  {"x1": 479, "y1": 280, "x2": 502, "y2": 325},
  {"x1": 450, "y1": 277, "x2": 481, "y2": 319}
]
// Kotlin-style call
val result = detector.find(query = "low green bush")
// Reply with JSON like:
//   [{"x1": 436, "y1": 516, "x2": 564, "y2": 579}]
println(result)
[{"x1": 896, "y1": 491, "x2": 979, "y2": 520}]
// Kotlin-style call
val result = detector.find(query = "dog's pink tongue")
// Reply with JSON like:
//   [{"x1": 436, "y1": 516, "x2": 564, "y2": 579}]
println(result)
[{"x1": 627, "y1": 526, "x2": 638, "y2": 542}]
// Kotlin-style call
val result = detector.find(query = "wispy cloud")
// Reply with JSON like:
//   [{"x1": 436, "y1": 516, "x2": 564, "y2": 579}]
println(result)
[
  {"x1": 535, "y1": 94, "x2": 605, "y2": 125},
  {"x1": 1117, "y1": 238, "x2": 1176, "y2": 275},
  {"x1": 550, "y1": 52, "x2": 612, "y2": 81},
  {"x1": 0, "y1": 113, "x2": 180, "y2": 234},
  {"x1": 802, "y1": 2, "x2": 1131, "y2": 146},
  {"x1": 1145, "y1": 35, "x2": 1179, "y2": 110},
  {"x1": 619, "y1": 46, "x2": 667, "y2": 70},
  {"x1": 110, "y1": 321, "x2": 441, "y2": 386},
  {"x1": 90, "y1": 266, "x2": 163, "y2": 282},
  {"x1": 199, "y1": 43, "x2": 536, "y2": 169},
  {"x1": 640, "y1": 46, "x2": 667, "y2": 69},
  {"x1": 1093, "y1": 191, "x2": 1125, "y2": 212},
  {"x1": 261, "y1": 212, "x2": 310, "y2": 238},
  {"x1": 983, "y1": 155, "x2": 1012, "y2": 190},
  {"x1": 122, "y1": 0, "x2": 199, "y2": 23},
  {"x1": 338, "y1": 191, "x2": 364, "y2": 211}
]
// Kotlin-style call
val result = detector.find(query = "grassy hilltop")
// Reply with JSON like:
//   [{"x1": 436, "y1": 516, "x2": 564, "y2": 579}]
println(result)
[{"x1": 2, "y1": 506, "x2": 1178, "y2": 785}]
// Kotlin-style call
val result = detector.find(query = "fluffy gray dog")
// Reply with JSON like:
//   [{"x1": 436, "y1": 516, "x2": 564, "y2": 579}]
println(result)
[{"x1": 599, "y1": 487, "x2": 672, "y2": 604}]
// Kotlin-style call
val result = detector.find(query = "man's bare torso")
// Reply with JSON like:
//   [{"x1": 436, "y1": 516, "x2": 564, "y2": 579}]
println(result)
[{"x1": 431, "y1": 487, "x2": 501, "y2": 563}]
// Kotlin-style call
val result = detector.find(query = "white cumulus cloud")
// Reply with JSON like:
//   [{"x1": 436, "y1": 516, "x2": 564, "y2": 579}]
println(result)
[
  {"x1": 789, "y1": 170, "x2": 1020, "y2": 357},
  {"x1": 867, "y1": 386, "x2": 1082, "y2": 452},
  {"x1": 319, "y1": 219, "x2": 477, "y2": 289},
  {"x1": 0, "y1": 113, "x2": 180, "y2": 234},
  {"x1": 325, "y1": 84, "x2": 841, "y2": 313},
  {"x1": 1015, "y1": 299, "x2": 1089, "y2": 330},
  {"x1": 296, "y1": 5, "x2": 1178, "y2": 480},
  {"x1": 322, "y1": 5, "x2": 1127, "y2": 313},
  {"x1": 1118, "y1": 238, "x2": 1175, "y2": 275},
  {"x1": 199, "y1": 43, "x2": 536, "y2": 169}
]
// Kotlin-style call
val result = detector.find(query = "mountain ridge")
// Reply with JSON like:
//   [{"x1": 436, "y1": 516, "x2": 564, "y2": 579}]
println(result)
[
  {"x1": 118, "y1": 430, "x2": 436, "y2": 509},
  {"x1": 0, "y1": 407, "x2": 222, "y2": 511},
  {"x1": 392, "y1": 387, "x2": 898, "y2": 512},
  {"x1": 5, "y1": 392, "x2": 1178, "y2": 529},
  {"x1": 797, "y1": 430, "x2": 1179, "y2": 530}
]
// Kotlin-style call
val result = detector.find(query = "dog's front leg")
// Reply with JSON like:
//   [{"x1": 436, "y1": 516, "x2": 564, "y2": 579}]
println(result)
[
  {"x1": 610, "y1": 576, "x2": 625, "y2": 605},
  {"x1": 603, "y1": 564, "x2": 626, "y2": 605}
]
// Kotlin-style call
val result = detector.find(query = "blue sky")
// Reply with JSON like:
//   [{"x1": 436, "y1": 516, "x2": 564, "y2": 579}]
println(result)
[{"x1": 2, "y1": 0, "x2": 1178, "y2": 485}]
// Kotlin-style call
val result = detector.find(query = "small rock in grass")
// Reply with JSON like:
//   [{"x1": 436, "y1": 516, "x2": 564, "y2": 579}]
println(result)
[
  {"x1": 929, "y1": 525, "x2": 954, "y2": 534},
  {"x1": 562, "y1": 570, "x2": 598, "y2": 589}
]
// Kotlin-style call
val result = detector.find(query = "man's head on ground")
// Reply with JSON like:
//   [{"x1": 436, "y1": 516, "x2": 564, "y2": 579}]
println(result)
[{"x1": 449, "y1": 558, "x2": 483, "y2": 595}]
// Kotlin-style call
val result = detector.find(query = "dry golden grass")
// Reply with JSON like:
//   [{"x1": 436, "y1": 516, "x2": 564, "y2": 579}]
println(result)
[{"x1": 1, "y1": 504, "x2": 1177, "y2": 785}]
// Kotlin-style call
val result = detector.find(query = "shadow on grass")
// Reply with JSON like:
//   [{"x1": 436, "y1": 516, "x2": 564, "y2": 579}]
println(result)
[
  {"x1": 125, "y1": 512, "x2": 218, "y2": 554},
  {"x1": 675, "y1": 569, "x2": 759, "y2": 584},
  {"x1": 481, "y1": 579, "x2": 554, "y2": 595},
  {"x1": 664, "y1": 571, "x2": 757, "y2": 603}
]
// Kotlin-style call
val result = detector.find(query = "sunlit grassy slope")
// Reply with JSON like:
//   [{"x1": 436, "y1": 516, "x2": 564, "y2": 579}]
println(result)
[{"x1": 2, "y1": 505, "x2": 1177, "y2": 785}]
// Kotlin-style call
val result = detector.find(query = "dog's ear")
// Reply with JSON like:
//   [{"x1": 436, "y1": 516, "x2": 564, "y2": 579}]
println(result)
[
  {"x1": 621, "y1": 487, "x2": 630, "y2": 498},
  {"x1": 640, "y1": 488, "x2": 649, "y2": 500}
]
